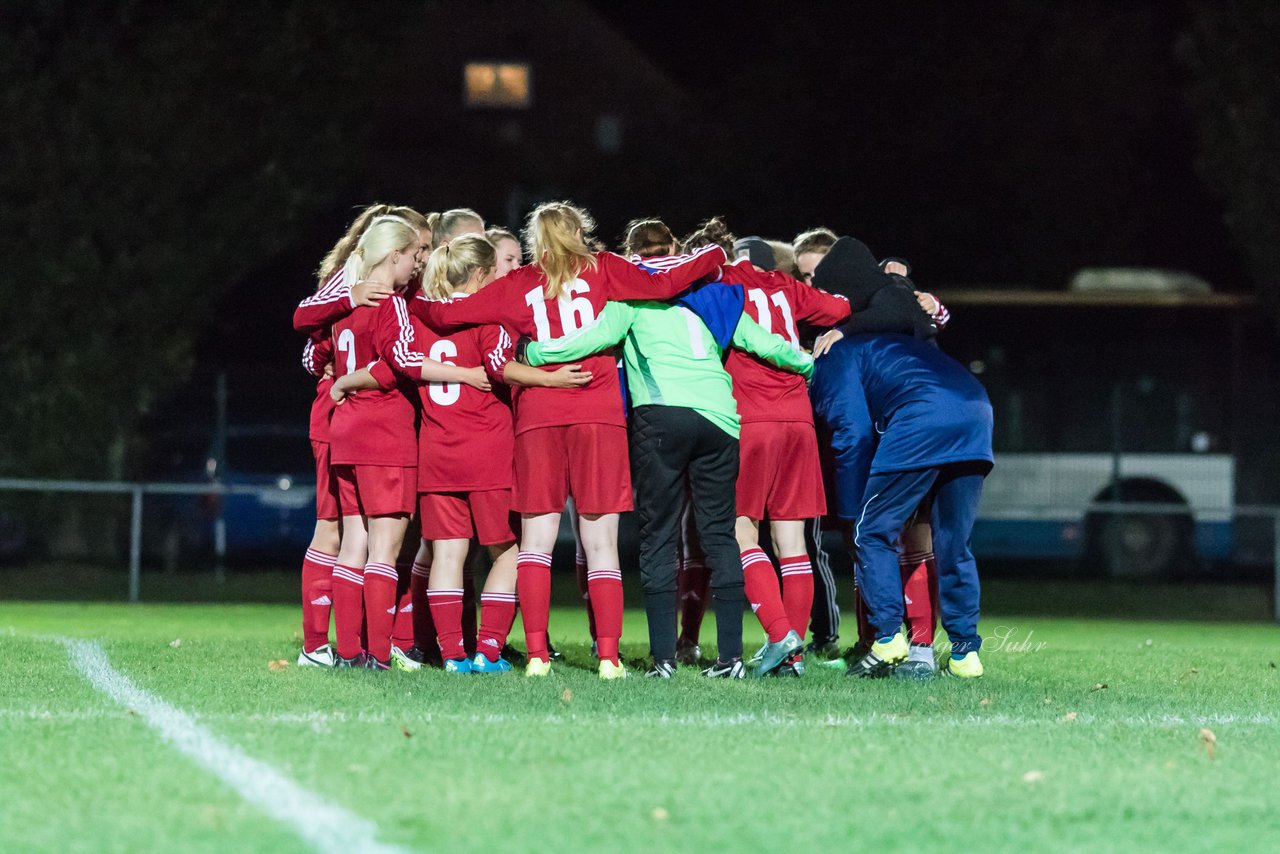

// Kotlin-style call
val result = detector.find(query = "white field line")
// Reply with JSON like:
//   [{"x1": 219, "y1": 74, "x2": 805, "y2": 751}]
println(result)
[
  {"x1": 51, "y1": 637, "x2": 410, "y2": 854},
  {"x1": 3, "y1": 705, "x2": 1277, "y2": 729}
]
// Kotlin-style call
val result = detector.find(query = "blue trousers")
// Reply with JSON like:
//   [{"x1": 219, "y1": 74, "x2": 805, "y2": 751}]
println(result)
[{"x1": 852, "y1": 463, "x2": 984, "y2": 655}]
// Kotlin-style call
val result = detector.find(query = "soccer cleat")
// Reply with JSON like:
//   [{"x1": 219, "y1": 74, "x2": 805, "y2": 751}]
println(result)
[
  {"x1": 403, "y1": 644, "x2": 443, "y2": 668},
  {"x1": 389, "y1": 645, "x2": 423, "y2": 672},
  {"x1": 747, "y1": 642, "x2": 767, "y2": 666},
  {"x1": 754, "y1": 630, "x2": 805, "y2": 677},
  {"x1": 941, "y1": 651, "x2": 984, "y2": 678},
  {"x1": 773, "y1": 652, "x2": 805, "y2": 677},
  {"x1": 893, "y1": 660, "x2": 937, "y2": 681},
  {"x1": 598, "y1": 659, "x2": 628, "y2": 680},
  {"x1": 334, "y1": 651, "x2": 369, "y2": 669},
  {"x1": 675, "y1": 638, "x2": 702, "y2": 666},
  {"x1": 470, "y1": 653, "x2": 513, "y2": 674},
  {"x1": 702, "y1": 658, "x2": 746, "y2": 679},
  {"x1": 804, "y1": 639, "x2": 842, "y2": 661},
  {"x1": 525, "y1": 658, "x2": 553, "y2": 677},
  {"x1": 360, "y1": 653, "x2": 390, "y2": 671},
  {"x1": 500, "y1": 643, "x2": 527, "y2": 666},
  {"x1": 845, "y1": 632, "x2": 909, "y2": 679},
  {"x1": 547, "y1": 639, "x2": 563, "y2": 661},
  {"x1": 297, "y1": 644, "x2": 335, "y2": 668},
  {"x1": 443, "y1": 657, "x2": 473, "y2": 674},
  {"x1": 645, "y1": 659, "x2": 676, "y2": 679}
]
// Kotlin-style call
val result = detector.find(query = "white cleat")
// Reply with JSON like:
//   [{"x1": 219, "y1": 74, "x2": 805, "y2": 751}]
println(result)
[
  {"x1": 389, "y1": 645, "x2": 423, "y2": 672},
  {"x1": 297, "y1": 644, "x2": 335, "y2": 667}
]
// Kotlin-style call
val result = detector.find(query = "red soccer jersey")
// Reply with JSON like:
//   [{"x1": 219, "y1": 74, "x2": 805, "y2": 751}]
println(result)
[
  {"x1": 721, "y1": 258, "x2": 851, "y2": 424},
  {"x1": 302, "y1": 332, "x2": 335, "y2": 443},
  {"x1": 412, "y1": 318, "x2": 516, "y2": 492},
  {"x1": 328, "y1": 294, "x2": 420, "y2": 466},
  {"x1": 411, "y1": 246, "x2": 726, "y2": 434}
]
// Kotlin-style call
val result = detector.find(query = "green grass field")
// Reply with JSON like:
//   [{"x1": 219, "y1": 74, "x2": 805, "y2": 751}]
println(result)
[{"x1": 3, "y1": 600, "x2": 1279, "y2": 853}]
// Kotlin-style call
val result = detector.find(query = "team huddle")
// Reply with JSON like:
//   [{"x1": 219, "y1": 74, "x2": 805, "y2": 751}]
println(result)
[{"x1": 291, "y1": 200, "x2": 994, "y2": 681}]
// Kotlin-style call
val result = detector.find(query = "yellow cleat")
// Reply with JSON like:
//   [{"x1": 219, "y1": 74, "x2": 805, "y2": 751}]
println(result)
[
  {"x1": 598, "y1": 659, "x2": 628, "y2": 680},
  {"x1": 845, "y1": 631, "x2": 909, "y2": 678},
  {"x1": 525, "y1": 658, "x2": 553, "y2": 677},
  {"x1": 943, "y1": 651, "x2": 984, "y2": 678},
  {"x1": 873, "y1": 631, "x2": 909, "y2": 665}
]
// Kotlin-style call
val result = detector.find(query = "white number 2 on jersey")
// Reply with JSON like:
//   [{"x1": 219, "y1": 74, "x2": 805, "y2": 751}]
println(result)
[
  {"x1": 525, "y1": 279, "x2": 597, "y2": 341},
  {"x1": 336, "y1": 328, "x2": 357, "y2": 374},
  {"x1": 427, "y1": 340, "x2": 460, "y2": 406},
  {"x1": 746, "y1": 288, "x2": 800, "y2": 348}
]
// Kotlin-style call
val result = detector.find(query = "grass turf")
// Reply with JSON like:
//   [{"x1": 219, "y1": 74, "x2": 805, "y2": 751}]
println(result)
[{"x1": 2, "y1": 602, "x2": 1279, "y2": 853}]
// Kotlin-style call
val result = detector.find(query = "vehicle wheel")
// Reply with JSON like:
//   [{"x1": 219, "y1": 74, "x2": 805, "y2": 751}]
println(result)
[{"x1": 1096, "y1": 511, "x2": 1189, "y2": 580}]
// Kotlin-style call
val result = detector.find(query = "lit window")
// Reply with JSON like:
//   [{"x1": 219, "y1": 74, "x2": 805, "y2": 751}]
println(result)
[{"x1": 465, "y1": 62, "x2": 531, "y2": 108}]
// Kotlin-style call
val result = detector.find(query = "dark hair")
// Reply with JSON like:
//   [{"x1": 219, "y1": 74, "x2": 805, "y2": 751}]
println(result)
[
  {"x1": 681, "y1": 216, "x2": 735, "y2": 256},
  {"x1": 622, "y1": 218, "x2": 677, "y2": 257}
]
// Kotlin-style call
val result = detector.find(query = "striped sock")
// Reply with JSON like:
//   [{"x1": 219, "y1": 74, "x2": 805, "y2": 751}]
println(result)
[
  {"x1": 741, "y1": 548, "x2": 790, "y2": 643},
  {"x1": 477, "y1": 592, "x2": 518, "y2": 661},
  {"x1": 586, "y1": 567, "x2": 623, "y2": 664},
  {"x1": 301, "y1": 548, "x2": 335, "y2": 652},
  {"x1": 331, "y1": 564, "x2": 365, "y2": 660},
  {"x1": 428, "y1": 588, "x2": 466, "y2": 661},
  {"x1": 516, "y1": 551, "x2": 553, "y2": 662},
  {"x1": 362, "y1": 562, "x2": 399, "y2": 664},
  {"x1": 779, "y1": 555, "x2": 814, "y2": 644}
]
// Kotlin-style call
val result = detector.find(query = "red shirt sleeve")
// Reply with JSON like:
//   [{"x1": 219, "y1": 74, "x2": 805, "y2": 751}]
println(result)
[
  {"x1": 293, "y1": 269, "x2": 354, "y2": 334},
  {"x1": 599, "y1": 245, "x2": 727, "y2": 301},
  {"x1": 410, "y1": 275, "x2": 521, "y2": 332},
  {"x1": 301, "y1": 331, "x2": 333, "y2": 377},
  {"x1": 373, "y1": 295, "x2": 426, "y2": 380},
  {"x1": 784, "y1": 273, "x2": 852, "y2": 326},
  {"x1": 475, "y1": 325, "x2": 514, "y2": 381}
]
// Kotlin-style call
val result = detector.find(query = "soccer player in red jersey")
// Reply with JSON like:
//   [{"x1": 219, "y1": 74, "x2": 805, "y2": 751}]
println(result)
[
  {"x1": 296, "y1": 331, "x2": 340, "y2": 666},
  {"x1": 291, "y1": 206, "x2": 430, "y2": 669},
  {"x1": 413, "y1": 202, "x2": 726, "y2": 678},
  {"x1": 326, "y1": 216, "x2": 485, "y2": 669},
  {"x1": 673, "y1": 219, "x2": 847, "y2": 674}
]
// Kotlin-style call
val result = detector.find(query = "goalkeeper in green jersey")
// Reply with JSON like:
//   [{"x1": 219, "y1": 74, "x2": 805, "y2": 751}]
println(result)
[{"x1": 519, "y1": 289, "x2": 813, "y2": 678}]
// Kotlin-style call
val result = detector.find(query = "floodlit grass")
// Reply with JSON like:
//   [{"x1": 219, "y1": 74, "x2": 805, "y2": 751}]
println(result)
[{"x1": 2, "y1": 601, "x2": 1279, "y2": 853}]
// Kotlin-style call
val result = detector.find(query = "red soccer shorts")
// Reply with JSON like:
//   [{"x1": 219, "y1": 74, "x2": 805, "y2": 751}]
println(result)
[
  {"x1": 333, "y1": 464, "x2": 416, "y2": 517},
  {"x1": 312, "y1": 440, "x2": 341, "y2": 521},
  {"x1": 419, "y1": 490, "x2": 517, "y2": 546},
  {"x1": 514, "y1": 424, "x2": 633, "y2": 515},
  {"x1": 736, "y1": 420, "x2": 827, "y2": 520}
]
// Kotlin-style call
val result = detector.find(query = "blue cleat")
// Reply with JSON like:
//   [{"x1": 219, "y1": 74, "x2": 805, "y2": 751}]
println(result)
[
  {"x1": 754, "y1": 630, "x2": 805, "y2": 677},
  {"x1": 443, "y1": 657, "x2": 474, "y2": 674},
  {"x1": 470, "y1": 653, "x2": 513, "y2": 674}
]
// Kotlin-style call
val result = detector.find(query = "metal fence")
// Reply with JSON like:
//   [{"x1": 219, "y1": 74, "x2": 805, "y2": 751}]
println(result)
[{"x1": 1, "y1": 478, "x2": 1278, "y2": 622}]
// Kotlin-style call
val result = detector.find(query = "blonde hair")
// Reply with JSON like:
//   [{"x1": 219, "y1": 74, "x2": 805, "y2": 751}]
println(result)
[
  {"x1": 431, "y1": 208, "x2": 485, "y2": 248},
  {"x1": 338, "y1": 217, "x2": 420, "y2": 292},
  {"x1": 767, "y1": 240, "x2": 800, "y2": 277},
  {"x1": 423, "y1": 234, "x2": 496, "y2": 300},
  {"x1": 317, "y1": 204, "x2": 430, "y2": 286},
  {"x1": 792, "y1": 227, "x2": 837, "y2": 258},
  {"x1": 485, "y1": 226, "x2": 519, "y2": 247},
  {"x1": 525, "y1": 201, "x2": 598, "y2": 299}
]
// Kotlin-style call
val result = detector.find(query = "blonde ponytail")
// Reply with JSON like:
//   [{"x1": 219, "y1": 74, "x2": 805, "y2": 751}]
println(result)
[
  {"x1": 316, "y1": 203, "x2": 430, "y2": 287},
  {"x1": 423, "y1": 234, "x2": 497, "y2": 300},
  {"x1": 525, "y1": 201, "x2": 598, "y2": 299},
  {"x1": 345, "y1": 217, "x2": 419, "y2": 288}
]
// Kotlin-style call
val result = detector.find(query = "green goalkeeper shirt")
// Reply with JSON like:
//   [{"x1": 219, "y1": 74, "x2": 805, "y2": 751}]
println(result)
[{"x1": 523, "y1": 300, "x2": 814, "y2": 439}]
